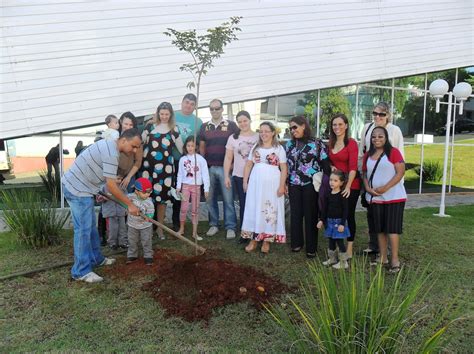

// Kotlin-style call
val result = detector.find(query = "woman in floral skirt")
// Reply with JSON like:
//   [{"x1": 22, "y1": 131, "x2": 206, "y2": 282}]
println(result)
[{"x1": 241, "y1": 121, "x2": 288, "y2": 254}]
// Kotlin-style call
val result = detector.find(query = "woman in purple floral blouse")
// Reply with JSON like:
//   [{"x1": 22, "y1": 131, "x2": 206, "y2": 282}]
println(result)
[{"x1": 285, "y1": 116, "x2": 330, "y2": 258}]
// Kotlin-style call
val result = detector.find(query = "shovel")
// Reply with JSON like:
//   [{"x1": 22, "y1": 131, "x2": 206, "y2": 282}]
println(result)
[{"x1": 99, "y1": 191, "x2": 206, "y2": 254}]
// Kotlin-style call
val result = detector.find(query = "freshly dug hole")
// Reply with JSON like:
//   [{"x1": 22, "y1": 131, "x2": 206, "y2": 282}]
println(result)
[{"x1": 106, "y1": 249, "x2": 289, "y2": 322}]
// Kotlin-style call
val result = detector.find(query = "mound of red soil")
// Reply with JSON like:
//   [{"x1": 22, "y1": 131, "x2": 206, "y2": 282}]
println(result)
[{"x1": 106, "y1": 249, "x2": 289, "y2": 322}]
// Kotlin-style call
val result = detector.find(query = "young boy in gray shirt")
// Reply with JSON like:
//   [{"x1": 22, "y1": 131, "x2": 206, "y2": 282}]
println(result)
[
  {"x1": 126, "y1": 177, "x2": 155, "y2": 266},
  {"x1": 99, "y1": 176, "x2": 128, "y2": 250}
]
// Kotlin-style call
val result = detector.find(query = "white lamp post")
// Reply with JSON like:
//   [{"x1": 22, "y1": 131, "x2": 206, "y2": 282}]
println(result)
[{"x1": 428, "y1": 79, "x2": 472, "y2": 217}]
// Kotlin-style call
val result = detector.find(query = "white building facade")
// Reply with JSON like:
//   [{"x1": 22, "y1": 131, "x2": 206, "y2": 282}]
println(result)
[{"x1": 2, "y1": 0, "x2": 473, "y2": 139}]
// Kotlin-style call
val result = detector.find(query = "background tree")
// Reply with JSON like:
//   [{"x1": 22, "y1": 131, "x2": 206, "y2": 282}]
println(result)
[
  {"x1": 164, "y1": 17, "x2": 242, "y2": 246},
  {"x1": 164, "y1": 16, "x2": 242, "y2": 116},
  {"x1": 298, "y1": 88, "x2": 351, "y2": 137},
  {"x1": 402, "y1": 68, "x2": 471, "y2": 135}
]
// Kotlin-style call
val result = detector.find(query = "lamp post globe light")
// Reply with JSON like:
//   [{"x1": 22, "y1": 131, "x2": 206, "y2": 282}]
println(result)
[{"x1": 428, "y1": 79, "x2": 473, "y2": 217}]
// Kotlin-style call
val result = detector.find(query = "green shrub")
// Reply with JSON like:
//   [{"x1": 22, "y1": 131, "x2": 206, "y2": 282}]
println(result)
[
  {"x1": 38, "y1": 169, "x2": 60, "y2": 202},
  {"x1": 266, "y1": 260, "x2": 453, "y2": 353},
  {"x1": 415, "y1": 160, "x2": 443, "y2": 182},
  {"x1": 0, "y1": 189, "x2": 69, "y2": 248}
]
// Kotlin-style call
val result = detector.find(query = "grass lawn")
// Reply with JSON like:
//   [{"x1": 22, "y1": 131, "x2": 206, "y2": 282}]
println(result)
[
  {"x1": 1, "y1": 205, "x2": 473, "y2": 352},
  {"x1": 404, "y1": 144, "x2": 474, "y2": 190},
  {"x1": 457, "y1": 138, "x2": 474, "y2": 144}
]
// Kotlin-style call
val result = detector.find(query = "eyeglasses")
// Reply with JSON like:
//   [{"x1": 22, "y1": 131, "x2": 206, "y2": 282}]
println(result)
[
  {"x1": 210, "y1": 107, "x2": 222, "y2": 112},
  {"x1": 289, "y1": 125, "x2": 299, "y2": 131},
  {"x1": 372, "y1": 111, "x2": 387, "y2": 117}
]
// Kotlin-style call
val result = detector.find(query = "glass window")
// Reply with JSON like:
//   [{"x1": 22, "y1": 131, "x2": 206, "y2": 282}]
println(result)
[
  {"x1": 318, "y1": 86, "x2": 355, "y2": 139},
  {"x1": 256, "y1": 97, "x2": 276, "y2": 121},
  {"x1": 456, "y1": 67, "x2": 474, "y2": 84},
  {"x1": 222, "y1": 99, "x2": 273, "y2": 131},
  {"x1": 427, "y1": 69, "x2": 457, "y2": 91},
  {"x1": 365, "y1": 78, "x2": 392, "y2": 87},
  {"x1": 274, "y1": 93, "x2": 306, "y2": 123},
  {"x1": 392, "y1": 88, "x2": 425, "y2": 136},
  {"x1": 394, "y1": 74, "x2": 425, "y2": 90},
  {"x1": 355, "y1": 85, "x2": 392, "y2": 138}
]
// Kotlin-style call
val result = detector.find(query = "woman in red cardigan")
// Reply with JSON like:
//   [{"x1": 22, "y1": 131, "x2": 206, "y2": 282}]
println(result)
[{"x1": 327, "y1": 114, "x2": 361, "y2": 259}]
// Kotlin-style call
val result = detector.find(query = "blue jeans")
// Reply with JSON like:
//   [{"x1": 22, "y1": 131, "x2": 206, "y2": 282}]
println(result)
[
  {"x1": 64, "y1": 186, "x2": 105, "y2": 279},
  {"x1": 207, "y1": 166, "x2": 237, "y2": 230}
]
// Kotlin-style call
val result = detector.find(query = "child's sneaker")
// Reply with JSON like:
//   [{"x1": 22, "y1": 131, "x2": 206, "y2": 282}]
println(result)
[
  {"x1": 126, "y1": 257, "x2": 137, "y2": 264},
  {"x1": 169, "y1": 187, "x2": 182, "y2": 201},
  {"x1": 144, "y1": 258, "x2": 154, "y2": 266},
  {"x1": 100, "y1": 257, "x2": 116, "y2": 266},
  {"x1": 193, "y1": 234, "x2": 203, "y2": 241},
  {"x1": 156, "y1": 229, "x2": 166, "y2": 240}
]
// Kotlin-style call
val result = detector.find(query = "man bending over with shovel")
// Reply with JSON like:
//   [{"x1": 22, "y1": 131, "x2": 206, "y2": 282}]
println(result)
[{"x1": 62, "y1": 128, "x2": 142, "y2": 283}]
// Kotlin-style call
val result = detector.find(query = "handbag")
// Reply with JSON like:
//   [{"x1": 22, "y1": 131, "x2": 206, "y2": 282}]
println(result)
[
  {"x1": 361, "y1": 152, "x2": 384, "y2": 208},
  {"x1": 312, "y1": 171, "x2": 323, "y2": 192}
]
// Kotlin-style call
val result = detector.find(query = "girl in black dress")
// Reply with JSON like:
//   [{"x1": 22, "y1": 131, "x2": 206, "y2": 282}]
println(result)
[{"x1": 317, "y1": 170, "x2": 350, "y2": 269}]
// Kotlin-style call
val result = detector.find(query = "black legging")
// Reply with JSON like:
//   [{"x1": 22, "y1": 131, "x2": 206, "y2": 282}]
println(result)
[
  {"x1": 347, "y1": 189, "x2": 360, "y2": 242},
  {"x1": 289, "y1": 184, "x2": 318, "y2": 254},
  {"x1": 171, "y1": 159, "x2": 181, "y2": 228},
  {"x1": 329, "y1": 238, "x2": 346, "y2": 252}
]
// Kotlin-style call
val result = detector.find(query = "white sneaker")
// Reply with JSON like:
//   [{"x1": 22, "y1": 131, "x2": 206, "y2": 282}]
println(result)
[
  {"x1": 169, "y1": 187, "x2": 182, "y2": 201},
  {"x1": 206, "y1": 226, "x2": 219, "y2": 236},
  {"x1": 332, "y1": 260, "x2": 349, "y2": 269},
  {"x1": 226, "y1": 229, "x2": 236, "y2": 240},
  {"x1": 77, "y1": 272, "x2": 103, "y2": 283},
  {"x1": 100, "y1": 257, "x2": 116, "y2": 266},
  {"x1": 193, "y1": 234, "x2": 203, "y2": 241},
  {"x1": 156, "y1": 229, "x2": 166, "y2": 240}
]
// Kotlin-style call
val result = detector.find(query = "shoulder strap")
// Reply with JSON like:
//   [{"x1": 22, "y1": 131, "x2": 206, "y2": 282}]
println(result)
[
  {"x1": 367, "y1": 152, "x2": 385, "y2": 204},
  {"x1": 364, "y1": 122, "x2": 374, "y2": 140},
  {"x1": 363, "y1": 123, "x2": 374, "y2": 153},
  {"x1": 368, "y1": 152, "x2": 384, "y2": 188}
]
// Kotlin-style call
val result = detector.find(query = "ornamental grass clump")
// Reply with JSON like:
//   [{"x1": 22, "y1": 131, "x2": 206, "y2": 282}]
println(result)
[
  {"x1": 415, "y1": 160, "x2": 443, "y2": 182},
  {"x1": 266, "y1": 259, "x2": 453, "y2": 353},
  {"x1": 1, "y1": 189, "x2": 69, "y2": 248},
  {"x1": 38, "y1": 169, "x2": 60, "y2": 202}
]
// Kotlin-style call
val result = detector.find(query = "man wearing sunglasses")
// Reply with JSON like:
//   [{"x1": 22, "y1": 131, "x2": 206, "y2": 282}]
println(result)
[{"x1": 198, "y1": 99, "x2": 239, "y2": 239}]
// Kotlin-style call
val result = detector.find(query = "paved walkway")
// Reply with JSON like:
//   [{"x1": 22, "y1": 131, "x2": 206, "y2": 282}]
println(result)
[
  {"x1": 0, "y1": 192, "x2": 472, "y2": 232},
  {"x1": 356, "y1": 192, "x2": 474, "y2": 211}
]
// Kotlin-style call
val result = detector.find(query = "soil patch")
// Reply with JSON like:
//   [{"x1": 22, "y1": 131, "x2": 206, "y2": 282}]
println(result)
[{"x1": 105, "y1": 249, "x2": 289, "y2": 322}]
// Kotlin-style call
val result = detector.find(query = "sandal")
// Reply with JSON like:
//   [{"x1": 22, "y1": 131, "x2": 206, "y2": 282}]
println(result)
[
  {"x1": 245, "y1": 240, "x2": 258, "y2": 253},
  {"x1": 261, "y1": 241, "x2": 270, "y2": 254},
  {"x1": 388, "y1": 264, "x2": 401, "y2": 274}
]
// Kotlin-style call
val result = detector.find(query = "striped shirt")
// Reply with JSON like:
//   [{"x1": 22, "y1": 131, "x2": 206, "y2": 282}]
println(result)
[
  {"x1": 63, "y1": 139, "x2": 119, "y2": 197},
  {"x1": 198, "y1": 119, "x2": 238, "y2": 167},
  {"x1": 127, "y1": 193, "x2": 155, "y2": 229}
]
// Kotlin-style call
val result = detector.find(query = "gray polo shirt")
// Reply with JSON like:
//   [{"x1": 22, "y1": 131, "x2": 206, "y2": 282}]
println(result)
[{"x1": 63, "y1": 139, "x2": 119, "y2": 197}]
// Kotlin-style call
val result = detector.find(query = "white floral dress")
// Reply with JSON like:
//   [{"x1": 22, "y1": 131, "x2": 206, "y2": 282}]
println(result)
[{"x1": 241, "y1": 145, "x2": 287, "y2": 243}]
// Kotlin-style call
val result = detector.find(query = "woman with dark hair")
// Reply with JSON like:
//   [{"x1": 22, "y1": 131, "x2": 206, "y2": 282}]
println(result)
[
  {"x1": 118, "y1": 111, "x2": 142, "y2": 191},
  {"x1": 223, "y1": 110, "x2": 259, "y2": 240},
  {"x1": 241, "y1": 121, "x2": 287, "y2": 254},
  {"x1": 75, "y1": 141, "x2": 85, "y2": 156},
  {"x1": 359, "y1": 102, "x2": 404, "y2": 256},
  {"x1": 362, "y1": 126, "x2": 406, "y2": 273},
  {"x1": 119, "y1": 111, "x2": 138, "y2": 134},
  {"x1": 328, "y1": 113, "x2": 361, "y2": 258},
  {"x1": 140, "y1": 102, "x2": 183, "y2": 239},
  {"x1": 285, "y1": 115, "x2": 330, "y2": 258}
]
